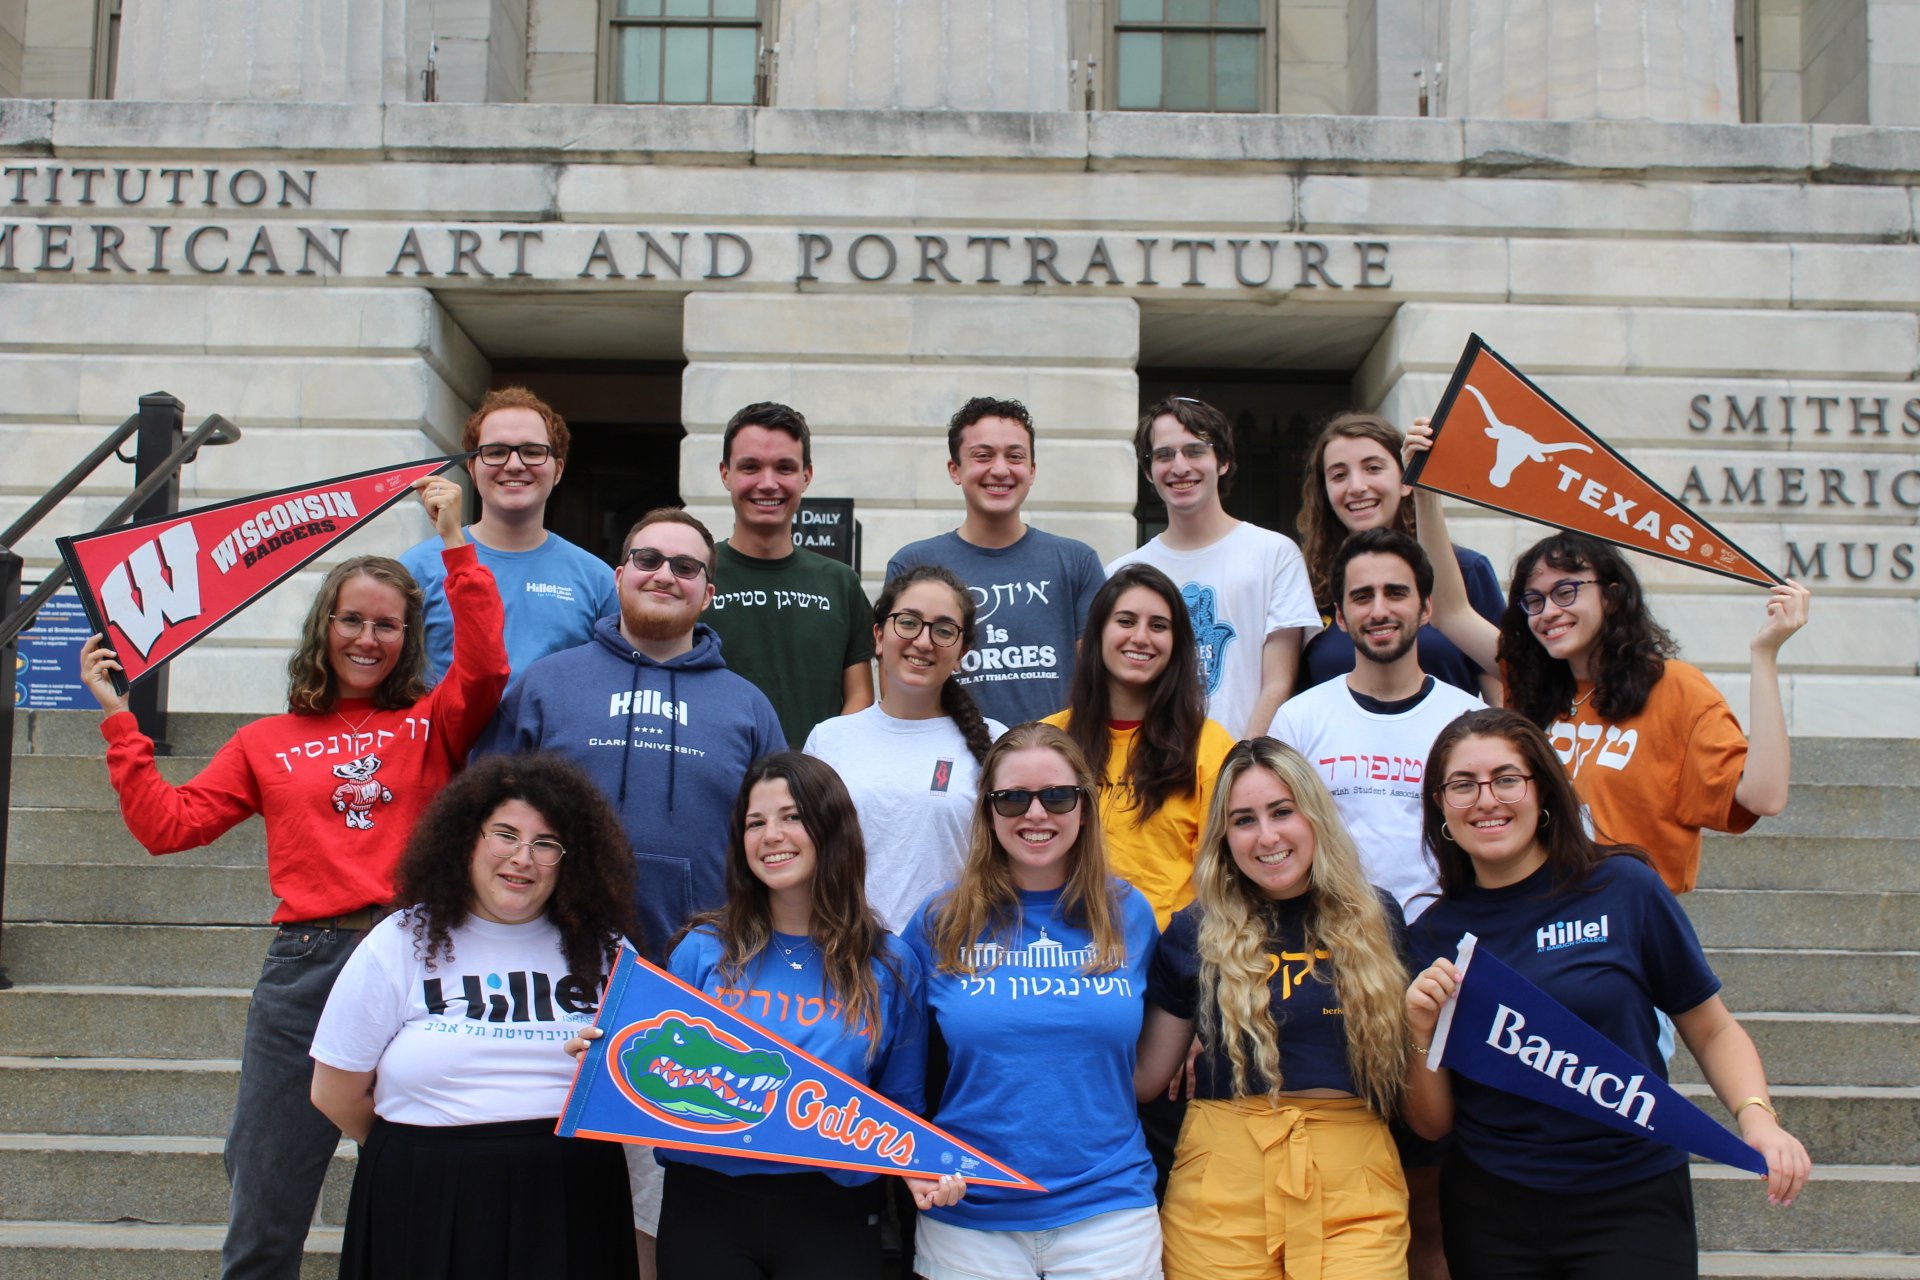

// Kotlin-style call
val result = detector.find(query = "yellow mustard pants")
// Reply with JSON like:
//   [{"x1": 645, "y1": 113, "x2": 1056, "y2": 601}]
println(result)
[{"x1": 1161, "y1": 1096, "x2": 1409, "y2": 1280}]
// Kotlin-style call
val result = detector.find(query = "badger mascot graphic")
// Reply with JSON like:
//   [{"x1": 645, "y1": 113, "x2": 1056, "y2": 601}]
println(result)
[{"x1": 330, "y1": 755, "x2": 393, "y2": 830}]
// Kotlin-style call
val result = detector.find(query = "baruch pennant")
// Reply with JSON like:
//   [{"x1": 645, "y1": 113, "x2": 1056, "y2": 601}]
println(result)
[
  {"x1": 57, "y1": 456, "x2": 463, "y2": 690},
  {"x1": 1406, "y1": 335, "x2": 1779, "y2": 587},
  {"x1": 559, "y1": 946, "x2": 1041, "y2": 1190}
]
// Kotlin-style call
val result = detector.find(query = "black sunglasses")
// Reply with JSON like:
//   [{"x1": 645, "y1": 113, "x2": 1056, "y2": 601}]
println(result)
[
  {"x1": 624, "y1": 547, "x2": 708, "y2": 580},
  {"x1": 987, "y1": 785, "x2": 1087, "y2": 817}
]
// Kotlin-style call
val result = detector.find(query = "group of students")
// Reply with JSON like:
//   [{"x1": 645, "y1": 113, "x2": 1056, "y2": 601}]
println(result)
[{"x1": 75, "y1": 386, "x2": 1813, "y2": 1280}]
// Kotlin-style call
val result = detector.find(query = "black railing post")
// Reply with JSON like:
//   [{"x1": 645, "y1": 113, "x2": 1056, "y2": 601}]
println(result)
[
  {"x1": 129, "y1": 392, "x2": 185, "y2": 754},
  {"x1": 0, "y1": 542, "x2": 20, "y2": 988}
]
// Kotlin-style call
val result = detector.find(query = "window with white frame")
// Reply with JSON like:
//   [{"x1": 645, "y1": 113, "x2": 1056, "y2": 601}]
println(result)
[{"x1": 604, "y1": 0, "x2": 764, "y2": 105}]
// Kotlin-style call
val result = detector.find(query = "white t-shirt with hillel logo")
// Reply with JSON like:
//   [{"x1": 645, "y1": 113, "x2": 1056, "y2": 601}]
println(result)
[
  {"x1": 803, "y1": 705, "x2": 1008, "y2": 934},
  {"x1": 1108, "y1": 522, "x2": 1320, "y2": 734}
]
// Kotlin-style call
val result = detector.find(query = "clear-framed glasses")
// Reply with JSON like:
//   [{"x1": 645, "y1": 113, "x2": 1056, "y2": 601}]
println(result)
[
  {"x1": 475, "y1": 442, "x2": 554, "y2": 467},
  {"x1": 987, "y1": 785, "x2": 1087, "y2": 817},
  {"x1": 624, "y1": 547, "x2": 708, "y2": 580},
  {"x1": 483, "y1": 827, "x2": 566, "y2": 866},
  {"x1": 1518, "y1": 578, "x2": 1599, "y2": 616},
  {"x1": 1145, "y1": 441, "x2": 1215, "y2": 467},
  {"x1": 885, "y1": 611, "x2": 964, "y2": 648},
  {"x1": 1441, "y1": 774, "x2": 1534, "y2": 809},
  {"x1": 329, "y1": 614, "x2": 406, "y2": 642}
]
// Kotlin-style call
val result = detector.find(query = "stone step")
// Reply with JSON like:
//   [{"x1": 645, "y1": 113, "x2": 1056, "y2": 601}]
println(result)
[
  {"x1": 1787, "y1": 738, "x2": 1920, "y2": 789},
  {"x1": 6, "y1": 863, "x2": 280, "y2": 926},
  {"x1": 1684, "y1": 890, "x2": 1919, "y2": 952},
  {"x1": 0, "y1": 1134, "x2": 352, "y2": 1226},
  {"x1": 0, "y1": 1221, "x2": 338, "y2": 1280},
  {"x1": 1706, "y1": 948, "x2": 1920, "y2": 1016},
  {"x1": 1678, "y1": 1084, "x2": 1920, "y2": 1168},
  {"x1": 7, "y1": 755, "x2": 216, "y2": 811},
  {"x1": 1673, "y1": 1014, "x2": 1920, "y2": 1089},
  {"x1": 1699, "y1": 1251, "x2": 1920, "y2": 1279},
  {"x1": 0, "y1": 986, "x2": 251, "y2": 1060},
  {"x1": 0, "y1": 923, "x2": 273, "y2": 987},
  {"x1": 1694, "y1": 1163, "x2": 1920, "y2": 1255},
  {"x1": 1698, "y1": 835, "x2": 1920, "y2": 893},
  {"x1": 0, "y1": 1057, "x2": 239, "y2": 1138},
  {"x1": 5, "y1": 807, "x2": 267, "y2": 865},
  {"x1": 12, "y1": 709, "x2": 253, "y2": 758},
  {"x1": 1739, "y1": 784, "x2": 1920, "y2": 840}
]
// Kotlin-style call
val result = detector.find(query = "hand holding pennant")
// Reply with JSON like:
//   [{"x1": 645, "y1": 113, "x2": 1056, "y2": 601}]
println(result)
[
  {"x1": 1423, "y1": 933, "x2": 1769, "y2": 1177},
  {"x1": 1405, "y1": 335, "x2": 1781, "y2": 587},
  {"x1": 558, "y1": 946, "x2": 1042, "y2": 1192}
]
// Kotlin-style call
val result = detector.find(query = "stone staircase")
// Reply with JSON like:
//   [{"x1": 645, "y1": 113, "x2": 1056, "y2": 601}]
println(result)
[{"x1": 0, "y1": 713, "x2": 1915, "y2": 1277}]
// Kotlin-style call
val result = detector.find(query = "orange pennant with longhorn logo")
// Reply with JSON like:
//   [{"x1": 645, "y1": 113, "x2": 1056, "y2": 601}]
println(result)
[{"x1": 1405, "y1": 336, "x2": 1780, "y2": 587}]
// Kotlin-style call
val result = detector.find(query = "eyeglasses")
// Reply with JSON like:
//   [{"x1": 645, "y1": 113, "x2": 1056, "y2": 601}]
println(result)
[
  {"x1": 1440, "y1": 774, "x2": 1534, "y2": 809},
  {"x1": 885, "y1": 612, "x2": 964, "y2": 648},
  {"x1": 482, "y1": 827, "x2": 566, "y2": 866},
  {"x1": 1518, "y1": 578, "x2": 1598, "y2": 616},
  {"x1": 329, "y1": 614, "x2": 406, "y2": 642},
  {"x1": 624, "y1": 547, "x2": 709, "y2": 580},
  {"x1": 1145, "y1": 442, "x2": 1215, "y2": 467},
  {"x1": 475, "y1": 442, "x2": 554, "y2": 467},
  {"x1": 987, "y1": 785, "x2": 1087, "y2": 817}
]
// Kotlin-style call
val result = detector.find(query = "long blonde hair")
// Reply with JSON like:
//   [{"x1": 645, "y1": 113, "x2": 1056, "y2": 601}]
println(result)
[
  {"x1": 927, "y1": 723, "x2": 1127, "y2": 977},
  {"x1": 1193, "y1": 737, "x2": 1410, "y2": 1115}
]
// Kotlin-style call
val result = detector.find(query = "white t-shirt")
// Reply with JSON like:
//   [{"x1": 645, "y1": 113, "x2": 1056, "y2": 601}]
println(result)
[
  {"x1": 1109, "y1": 522, "x2": 1319, "y2": 735},
  {"x1": 1270, "y1": 676, "x2": 1484, "y2": 921},
  {"x1": 803, "y1": 704, "x2": 1008, "y2": 933},
  {"x1": 310, "y1": 910, "x2": 607, "y2": 1126}
]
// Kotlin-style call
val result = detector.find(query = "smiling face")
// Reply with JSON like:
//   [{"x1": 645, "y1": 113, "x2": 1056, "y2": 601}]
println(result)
[
  {"x1": 1100, "y1": 584, "x2": 1175, "y2": 694},
  {"x1": 328, "y1": 574, "x2": 409, "y2": 698},
  {"x1": 468, "y1": 798, "x2": 561, "y2": 925},
  {"x1": 948, "y1": 416, "x2": 1036, "y2": 522},
  {"x1": 874, "y1": 579, "x2": 968, "y2": 699},
  {"x1": 741, "y1": 776, "x2": 817, "y2": 899},
  {"x1": 1322, "y1": 434, "x2": 1406, "y2": 533},
  {"x1": 1524, "y1": 558, "x2": 1606, "y2": 674},
  {"x1": 1336, "y1": 551, "x2": 1431, "y2": 667},
  {"x1": 721, "y1": 424, "x2": 812, "y2": 539},
  {"x1": 1146, "y1": 415, "x2": 1226, "y2": 516},
  {"x1": 989, "y1": 746, "x2": 1084, "y2": 892},
  {"x1": 1437, "y1": 733, "x2": 1546, "y2": 889},
  {"x1": 1224, "y1": 767, "x2": 1316, "y2": 900},
  {"x1": 617, "y1": 520, "x2": 715, "y2": 645},
  {"x1": 467, "y1": 406, "x2": 561, "y2": 520}
]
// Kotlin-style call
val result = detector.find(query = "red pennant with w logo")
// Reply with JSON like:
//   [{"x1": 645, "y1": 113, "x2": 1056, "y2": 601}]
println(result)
[{"x1": 1406, "y1": 336, "x2": 1779, "y2": 587}]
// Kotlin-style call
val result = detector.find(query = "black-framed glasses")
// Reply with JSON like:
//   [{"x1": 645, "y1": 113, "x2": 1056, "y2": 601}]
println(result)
[
  {"x1": 1441, "y1": 774, "x2": 1533, "y2": 809},
  {"x1": 987, "y1": 785, "x2": 1087, "y2": 817},
  {"x1": 329, "y1": 613, "x2": 406, "y2": 642},
  {"x1": 1518, "y1": 578, "x2": 1598, "y2": 616},
  {"x1": 1144, "y1": 441, "x2": 1215, "y2": 467},
  {"x1": 475, "y1": 442, "x2": 554, "y2": 467},
  {"x1": 624, "y1": 547, "x2": 709, "y2": 580},
  {"x1": 482, "y1": 827, "x2": 566, "y2": 866},
  {"x1": 885, "y1": 611, "x2": 964, "y2": 648}
]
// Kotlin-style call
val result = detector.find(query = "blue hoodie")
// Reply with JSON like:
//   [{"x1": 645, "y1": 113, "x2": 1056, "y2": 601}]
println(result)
[{"x1": 474, "y1": 617, "x2": 785, "y2": 961}]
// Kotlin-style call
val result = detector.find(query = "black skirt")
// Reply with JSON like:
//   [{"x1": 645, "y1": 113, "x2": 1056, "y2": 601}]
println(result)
[{"x1": 339, "y1": 1116, "x2": 638, "y2": 1280}]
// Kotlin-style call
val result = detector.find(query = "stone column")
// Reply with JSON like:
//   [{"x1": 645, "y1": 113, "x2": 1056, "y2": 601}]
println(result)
[
  {"x1": 1440, "y1": 0, "x2": 1740, "y2": 122},
  {"x1": 773, "y1": 0, "x2": 1069, "y2": 111},
  {"x1": 678, "y1": 293, "x2": 1140, "y2": 582},
  {"x1": 114, "y1": 0, "x2": 409, "y2": 102}
]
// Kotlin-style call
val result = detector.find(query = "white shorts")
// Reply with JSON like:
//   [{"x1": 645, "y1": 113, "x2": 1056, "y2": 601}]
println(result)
[
  {"x1": 624, "y1": 1144, "x2": 663, "y2": 1235},
  {"x1": 915, "y1": 1204, "x2": 1163, "y2": 1280}
]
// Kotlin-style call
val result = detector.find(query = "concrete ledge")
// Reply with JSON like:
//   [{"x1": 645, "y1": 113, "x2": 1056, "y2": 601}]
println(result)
[
  {"x1": 753, "y1": 108, "x2": 1087, "y2": 168},
  {"x1": 382, "y1": 102, "x2": 753, "y2": 164},
  {"x1": 49, "y1": 101, "x2": 384, "y2": 159},
  {"x1": 1088, "y1": 112, "x2": 1463, "y2": 172},
  {"x1": 1462, "y1": 119, "x2": 1813, "y2": 178},
  {"x1": 0, "y1": 100, "x2": 53, "y2": 154},
  {"x1": 1815, "y1": 125, "x2": 1920, "y2": 183}
]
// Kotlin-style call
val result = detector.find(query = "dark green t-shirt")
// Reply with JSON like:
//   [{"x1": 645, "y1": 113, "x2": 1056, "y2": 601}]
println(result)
[{"x1": 704, "y1": 543, "x2": 874, "y2": 747}]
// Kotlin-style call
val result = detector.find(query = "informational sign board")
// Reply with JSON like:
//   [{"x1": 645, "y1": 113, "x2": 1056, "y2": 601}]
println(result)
[
  {"x1": 792, "y1": 498, "x2": 860, "y2": 572},
  {"x1": 14, "y1": 591, "x2": 92, "y2": 709}
]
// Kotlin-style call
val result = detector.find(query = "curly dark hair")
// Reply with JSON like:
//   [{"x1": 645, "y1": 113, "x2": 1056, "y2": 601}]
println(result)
[
  {"x1": 394, "y1": 753, "x2": 639, "y2": 981},
  {"x1": 1500, "y1": 533, "x2": 1677, "y2": 727},
  {"x1": 1134, "y1": 395, "x2": 1236, "y2": 497},
  {"x1": 945, "y1": 396, "x2": 1035, "y2": 463},
  {"x1": 1062, "y1": 563, "x2": 1206, "y2": 823},
  {"x1": 873, "y1": 564, "x2": 994, "y2": 764},
  {"x1": 286, "y1": 557, "x2": 430, "y2": 715}
]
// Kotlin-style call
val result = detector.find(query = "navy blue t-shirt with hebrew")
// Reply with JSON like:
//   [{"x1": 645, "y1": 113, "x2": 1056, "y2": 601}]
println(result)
[{"x1": 1408, "y1": 855, "x2": 1721, "y2": 1193}]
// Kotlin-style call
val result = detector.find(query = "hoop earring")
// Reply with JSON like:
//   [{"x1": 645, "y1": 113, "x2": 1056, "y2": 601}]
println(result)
[
  {"x1": 1440, "y1": 822, "x2": 1455, "y2": 843},
  {"x1": 1540, "y1": 809, "x2": 1551, "y2": 827}
]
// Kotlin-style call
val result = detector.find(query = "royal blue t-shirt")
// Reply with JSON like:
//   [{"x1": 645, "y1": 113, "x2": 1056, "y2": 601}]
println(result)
[
  {"x1": 902, "y1": 881, "x2": 1159, "y2": 1231},
  {"x1": 659, "y1": 926, "x2": 927, "y2": 1186},
  {"x1": 1300, "y1": 544, "x2": 1504, "y2": 698},
  {"x1": 1147, "y1": 891, "x2": 1410, "y2": 1099},
  {"x1": 1408, "y1": 856, "x2": 1721, "y2": 1192}
]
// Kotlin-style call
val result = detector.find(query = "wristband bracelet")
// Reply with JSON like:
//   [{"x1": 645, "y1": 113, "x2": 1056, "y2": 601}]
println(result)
[{"x1": 1732, "y1": 1096, "x2": 1777, "y2": 1121}]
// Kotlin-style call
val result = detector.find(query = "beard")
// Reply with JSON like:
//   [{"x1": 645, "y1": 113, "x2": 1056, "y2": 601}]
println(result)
[
  {"x1": 621, "y1": 597, "x2": 698, "y2": 644},
  {"x1": 1354, "y1": 622, "x2": 1419, "y2": 667}
]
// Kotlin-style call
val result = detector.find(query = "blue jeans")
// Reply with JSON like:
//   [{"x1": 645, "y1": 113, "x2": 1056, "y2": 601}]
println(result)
[{"x1": 221, "y1": 923, "x2": 366, "y2": 1280}]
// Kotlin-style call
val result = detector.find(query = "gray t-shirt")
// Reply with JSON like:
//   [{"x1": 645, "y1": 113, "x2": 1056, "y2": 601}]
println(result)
[{"x1": 886, "y1": 527, "x2": 1106, "y2": 727}]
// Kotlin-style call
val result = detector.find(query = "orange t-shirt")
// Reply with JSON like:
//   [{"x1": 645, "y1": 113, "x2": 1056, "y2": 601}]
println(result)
[{"x1": 1543, "y1": 661, "x2": 1757, "y2": 894}]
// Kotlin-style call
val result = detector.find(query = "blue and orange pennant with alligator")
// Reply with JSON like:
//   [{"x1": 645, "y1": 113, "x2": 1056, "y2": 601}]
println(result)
[{"x1": 558, "y1": 946, "x2": 1041, "y2": 1190}]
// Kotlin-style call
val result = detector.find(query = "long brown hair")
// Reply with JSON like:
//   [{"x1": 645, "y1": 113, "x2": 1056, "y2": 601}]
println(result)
[
  {"x1": 684, "y1": 753, "x2": 903, "y2": 1058},
  {"x1": 926, "y1": 723, "x2": 1128, "y2": 976},
  {"x1": 286, "y1": 556, "x2": 430, "y2": 714},
  {"x1": 873, "y1": 564, "x2": 993, "y2": 763},
  {"x1": 1062, "y1": 563, "x2": 1207, "y2": 823},
  {"x1": 1297, "y1": 413, "x2": 1415, "y2": 609}
]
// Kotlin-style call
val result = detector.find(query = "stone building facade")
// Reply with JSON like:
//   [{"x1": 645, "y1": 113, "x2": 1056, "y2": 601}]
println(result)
[{"x1": 2, "y1": 0, "x2": 1917, "y2": 732}]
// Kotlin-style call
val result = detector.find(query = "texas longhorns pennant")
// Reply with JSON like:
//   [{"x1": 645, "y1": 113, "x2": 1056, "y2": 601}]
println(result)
[
  {"x1": 1406, "y1": 336, "x2": 1780, "y2": 587},
  {"x1": 559, "y1": 947, "x2": 1042, "y2": 1191},
  {"x1": 57, "y1": 455, "x2": 465, "y2": 691}
]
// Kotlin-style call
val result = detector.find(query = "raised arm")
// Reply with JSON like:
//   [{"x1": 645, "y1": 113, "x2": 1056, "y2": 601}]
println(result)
[
  {"x1": 1733, "y1": 581, "x2": 1811, "y2": 818},
  {"x1": 1404, "y1": 420, "x2": 1500, "y2": 673}
]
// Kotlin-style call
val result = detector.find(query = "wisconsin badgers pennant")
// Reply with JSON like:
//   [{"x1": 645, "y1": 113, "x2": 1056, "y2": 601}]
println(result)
[
  {"x1": 1406, "y1": 336, "x2": 1779, "y2": 587},
  {"x1": 57, "y1": 456, "x2": 464, "y2": 690}
]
